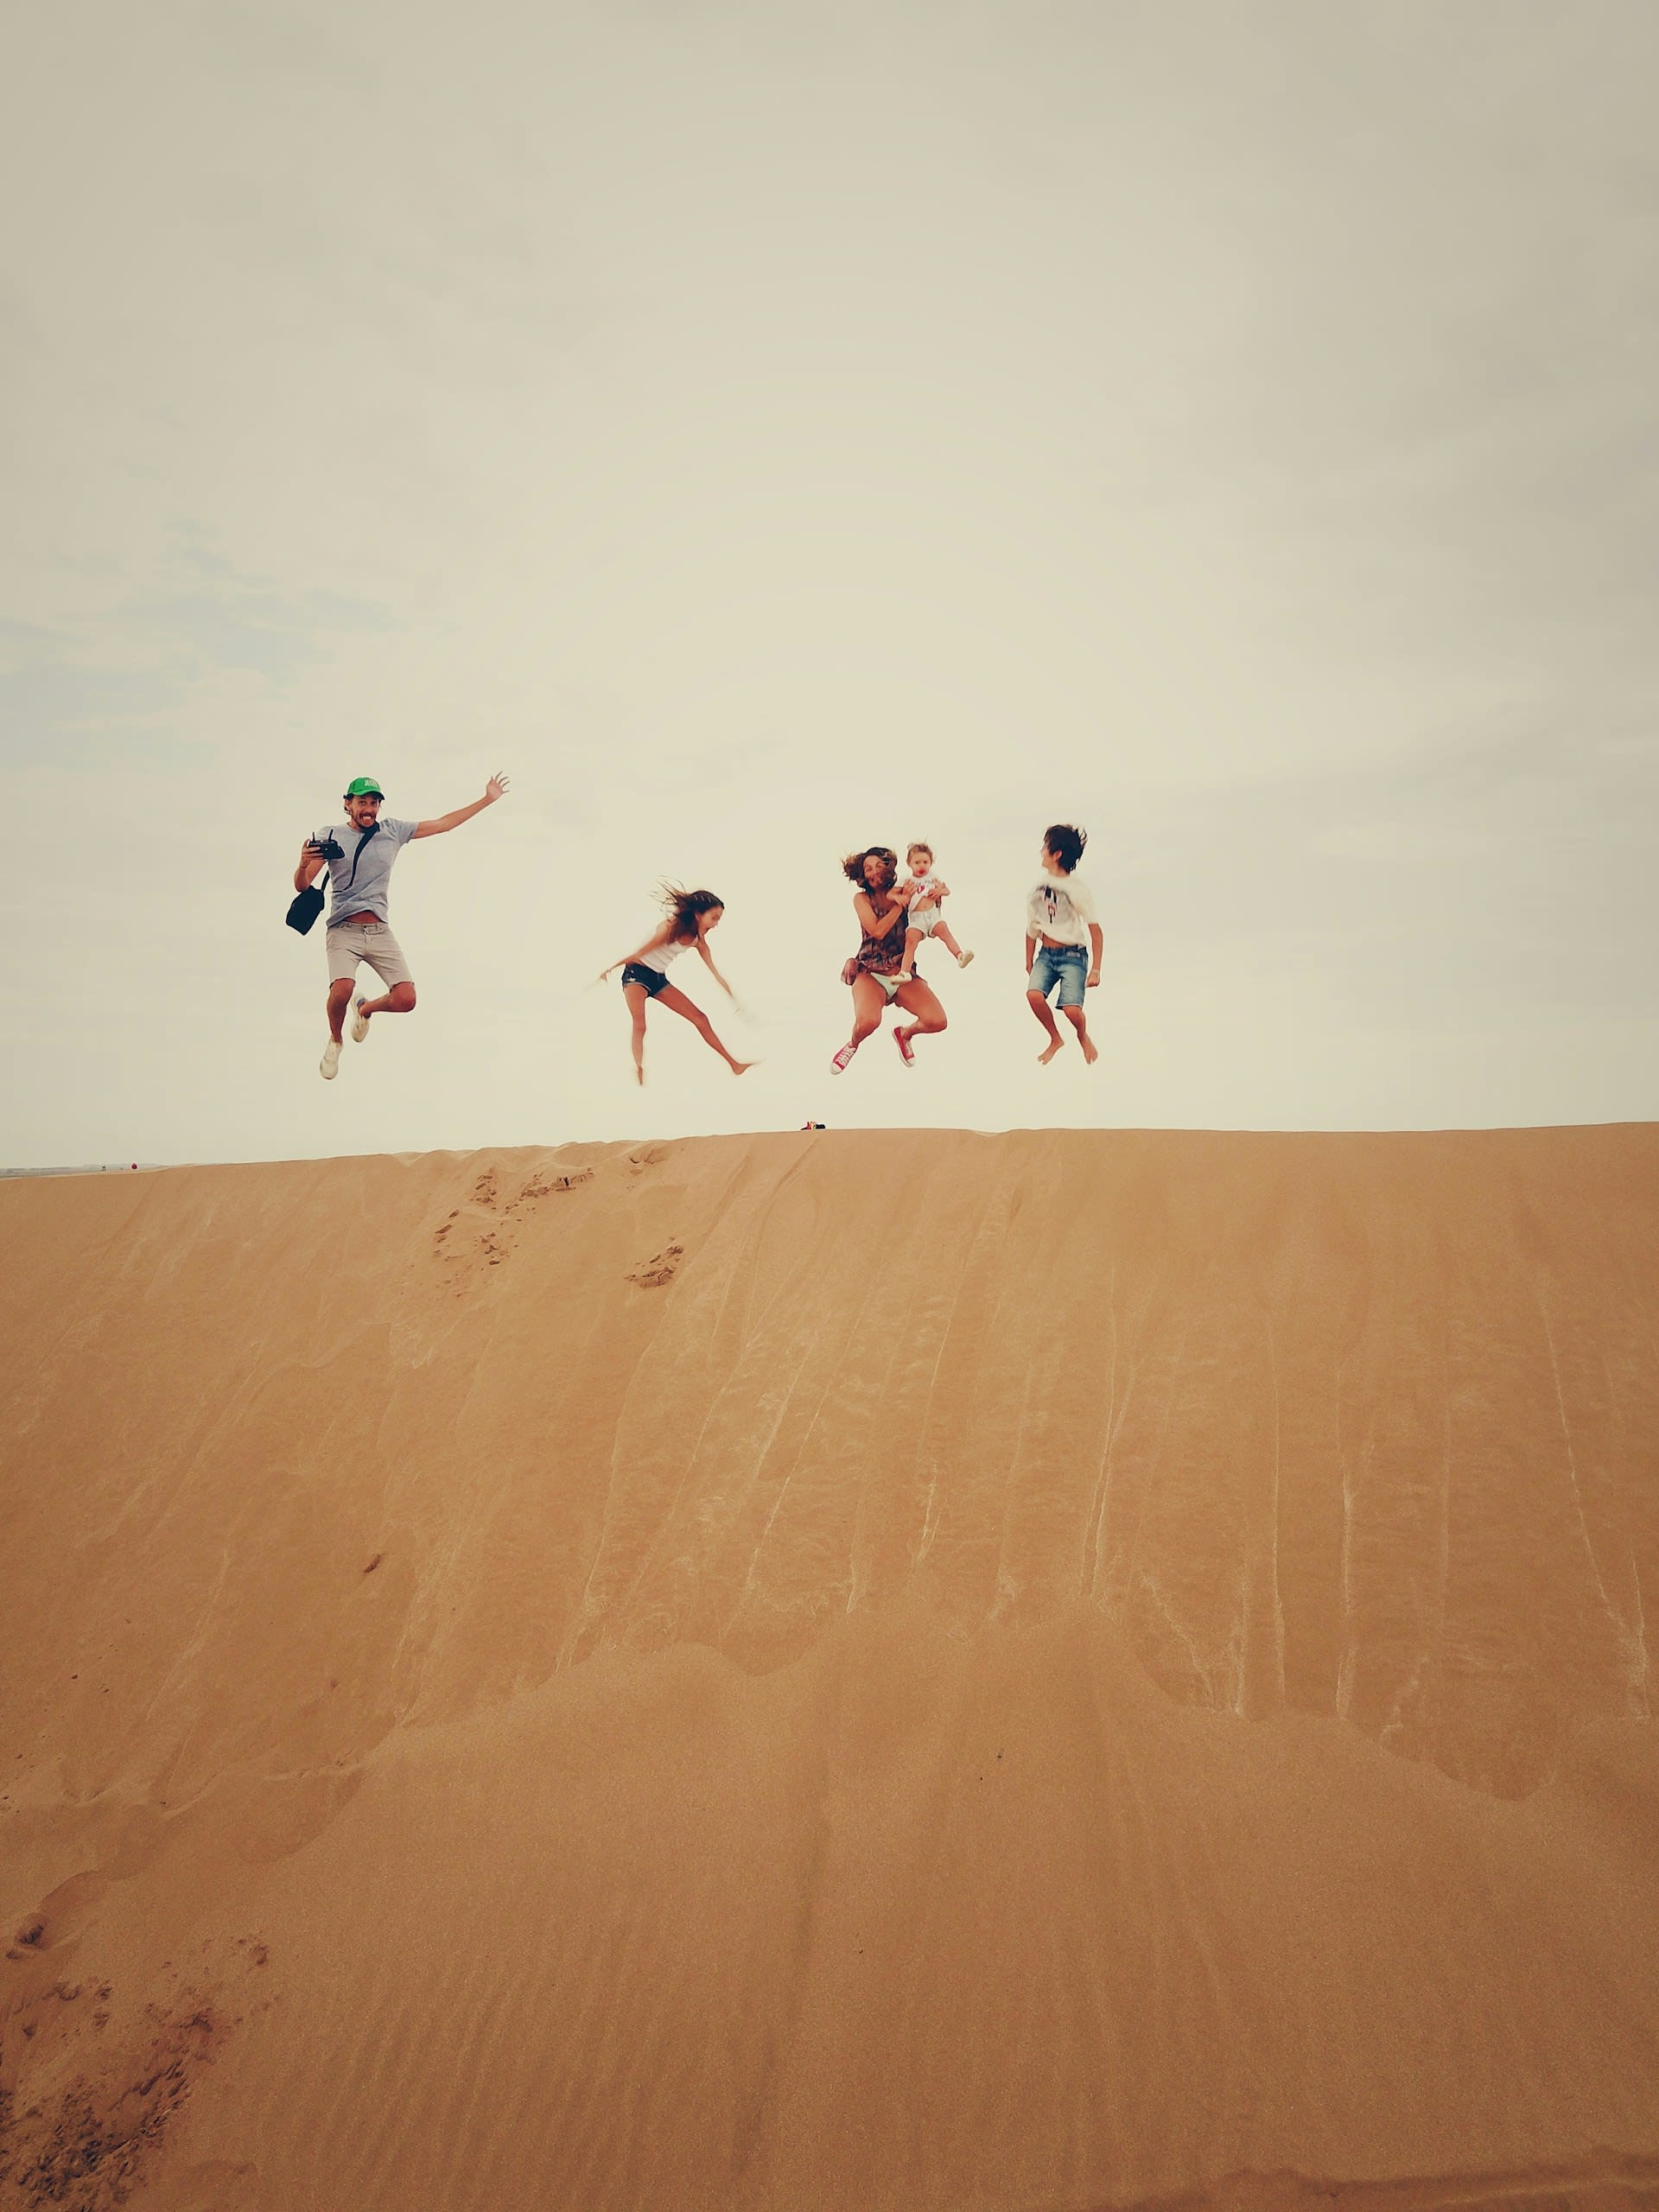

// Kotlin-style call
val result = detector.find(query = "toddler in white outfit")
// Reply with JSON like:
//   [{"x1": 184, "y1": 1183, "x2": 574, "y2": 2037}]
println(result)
[{"x1": 897, "y1": 840, "x2": 973, "y2": 982}]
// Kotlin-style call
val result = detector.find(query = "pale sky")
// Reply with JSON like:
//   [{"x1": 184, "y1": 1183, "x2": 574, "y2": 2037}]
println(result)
[{"x1": 3, "y1": 0, "x2": 1656, "y2": 1166}]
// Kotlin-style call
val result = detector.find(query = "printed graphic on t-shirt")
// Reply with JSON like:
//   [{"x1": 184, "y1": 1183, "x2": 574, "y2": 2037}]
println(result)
[{"x1": 1027, "y1": 873, "x2": 1097, "y2": 944}]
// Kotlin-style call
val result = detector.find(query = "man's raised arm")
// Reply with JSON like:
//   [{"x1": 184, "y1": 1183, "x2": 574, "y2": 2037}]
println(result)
[{"x1": 412, "y1": 772, "x2": 511, "y2": 839}]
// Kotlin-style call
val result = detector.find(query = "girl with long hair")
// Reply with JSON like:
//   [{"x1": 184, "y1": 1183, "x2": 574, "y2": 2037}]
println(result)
[
  {"x1": 830, "y1": 847, "x2": 949, "y2": 1074},
  {"x1": 599, "y1": 887, "x2": 753, "y2": 1086}
]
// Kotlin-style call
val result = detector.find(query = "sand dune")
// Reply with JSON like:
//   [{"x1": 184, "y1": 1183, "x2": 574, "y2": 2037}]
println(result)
[{"x1": 2, "y1": 1126, "x2": 1656, "y2": 2211}]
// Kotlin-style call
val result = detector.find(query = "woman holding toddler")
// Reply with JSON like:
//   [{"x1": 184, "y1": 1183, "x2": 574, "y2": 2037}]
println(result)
[{"x1": 830, "y1": 847, "x2": 950, "y2": 1074}]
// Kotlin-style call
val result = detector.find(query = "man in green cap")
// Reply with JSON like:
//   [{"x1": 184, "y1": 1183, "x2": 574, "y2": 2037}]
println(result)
[{"x1": 294, "y1": 771, "x2": 510, "y2": 1079}]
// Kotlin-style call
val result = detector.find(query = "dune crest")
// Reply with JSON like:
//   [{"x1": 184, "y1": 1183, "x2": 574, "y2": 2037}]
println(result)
[{"x1": 3, "y1": 1128, "x2": 1656, "y2": 2209}]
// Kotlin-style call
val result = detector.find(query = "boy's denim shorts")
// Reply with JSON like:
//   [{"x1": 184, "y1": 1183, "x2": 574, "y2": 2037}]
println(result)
[{"x1": 1029, "y1": 944, "x2": 1088, "y2": 1008}]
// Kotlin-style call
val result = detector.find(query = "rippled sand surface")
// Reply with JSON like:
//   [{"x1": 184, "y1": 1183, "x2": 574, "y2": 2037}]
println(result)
[{"x1": 3, "y1": 1127, "x2": 1656, "y2": 2210}]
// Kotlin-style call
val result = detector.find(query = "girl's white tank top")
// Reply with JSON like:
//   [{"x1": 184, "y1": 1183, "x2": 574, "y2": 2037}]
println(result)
[{"x1": 636, "y1": 936, "x2": 689, "y2": 976}]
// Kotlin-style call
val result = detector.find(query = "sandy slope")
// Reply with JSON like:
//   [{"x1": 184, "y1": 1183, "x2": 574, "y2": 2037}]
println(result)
[{"x1": 2, "y1": 1126, "x2": 1656, "y2": 2212}]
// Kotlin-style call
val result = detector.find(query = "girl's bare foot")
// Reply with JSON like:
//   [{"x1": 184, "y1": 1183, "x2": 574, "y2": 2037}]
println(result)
[
  {"x1": 633, "y1": 1063, "x2": 645, "y2": 1085},
  {"x1": 730, "y1": 1060, "x2": 756, "y2": 1076},
  {"x1": 1080, "y1": 1036, "x2": 1099, "y2": 1065},
  {"x1": 1038, "y1": 1039, "x2": 1064, "y2": 1065}
]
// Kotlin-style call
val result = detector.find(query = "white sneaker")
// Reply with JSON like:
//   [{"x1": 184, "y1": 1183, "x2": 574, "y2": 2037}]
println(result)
[
  {"x1": 957, "y1": 950, "x2": 975, "y2": 968},
  {"x1": 320, "y1": 1039, "x2": 342, "y2": 1080},
  {"x1": 351, "y1": 997, "x2": 372, "y2": 1043}
]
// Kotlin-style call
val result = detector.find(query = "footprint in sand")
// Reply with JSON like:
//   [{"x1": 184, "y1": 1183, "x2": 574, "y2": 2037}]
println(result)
[
  {"x1": 11, "y1": 1871, "x2": 110, "y2": 1956},
  {"x1": 431, "y1": 1219, "x2": 461, "y2": 1274},
  {"x1": 627, "y1": 1243, "x2": 684, "y2": 1288},
  {"x1": 0, "y1": 1994, "x2": 231, "y2": 2201},
  {"x1": 510, "y1": 1166, "x2": 594, "y2": 1211},
  {"x1": 434, "y1": 1166, "x2": 594, "y2": 1289}
]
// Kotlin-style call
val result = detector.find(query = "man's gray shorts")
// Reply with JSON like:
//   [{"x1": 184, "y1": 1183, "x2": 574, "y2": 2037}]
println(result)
[{"x1": 327, "y1": 923, "x2": 414, "y2": 990}]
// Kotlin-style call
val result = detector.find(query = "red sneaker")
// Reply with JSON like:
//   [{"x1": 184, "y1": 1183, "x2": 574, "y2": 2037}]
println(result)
[
  {"x1": 894, "y1": 1027, "x2": 916, "y2": 1068},
  {"x1": 830, "y1": 1042, "x2": 858, "y2": 1074}
]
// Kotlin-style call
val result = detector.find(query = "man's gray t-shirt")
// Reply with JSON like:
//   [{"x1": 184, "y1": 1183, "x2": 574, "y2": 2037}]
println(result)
[{"x1": 312, "y1": 817, "x2": 419, "y2": 930}]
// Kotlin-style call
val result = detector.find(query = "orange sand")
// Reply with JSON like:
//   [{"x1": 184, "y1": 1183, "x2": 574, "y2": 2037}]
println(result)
[{"x1": 2, "y1": 1128, "x2": 1657, "y2": 2210}]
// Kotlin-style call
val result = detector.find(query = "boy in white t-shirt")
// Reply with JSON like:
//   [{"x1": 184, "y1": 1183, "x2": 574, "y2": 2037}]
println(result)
[
  {"x1": 1025, "y1": 822, "x2": 1102, "y2": 1065},
  {"x1": 896, "y1": 840, "x2": 973, "y2": 982}
]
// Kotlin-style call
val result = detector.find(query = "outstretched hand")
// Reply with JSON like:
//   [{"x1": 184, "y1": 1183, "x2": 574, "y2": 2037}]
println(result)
[{"x1": 485, "y1": 772, "x2": 511, "y2": 803}]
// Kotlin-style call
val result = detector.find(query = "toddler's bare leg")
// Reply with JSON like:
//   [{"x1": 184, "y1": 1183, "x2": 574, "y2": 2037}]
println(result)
[{"x1": 934, "y1": 921, "x2": 963, "y2": 958}]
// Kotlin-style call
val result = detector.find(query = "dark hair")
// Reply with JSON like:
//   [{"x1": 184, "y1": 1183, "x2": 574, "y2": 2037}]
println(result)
[
  {"x1": 842, "y1": 847, "x2": 898, "y2": 889},
  {"x1": 659, "y1": 885, "x2": 724, "y2": 940},
  {"x1": 1043, "y1": 823, "x2": 1087, "y2": 874},
  {"x1": 906, "y1": 841, "x2": 932, "y2": 862}
]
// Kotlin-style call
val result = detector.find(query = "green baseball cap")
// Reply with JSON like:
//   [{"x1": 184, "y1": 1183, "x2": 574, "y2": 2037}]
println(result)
[{"x1": 345, "y1": 775, "x2": 385, "y2": 798}]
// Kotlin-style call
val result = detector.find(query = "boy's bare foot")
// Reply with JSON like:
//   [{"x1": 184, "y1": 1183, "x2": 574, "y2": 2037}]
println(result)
[
  {"x1": 1038, "y1": 1039, "x2": 1064, "y2": 1065},
  {"x1": 633, "y1": 1064, "x2": 645, "y2": 1086},
  {"x1": 1080, "y1": 1036, "x2": 1099, "y2": 1065},
  {"x1": 730, "y1": 1060, "x2": 756, "y2": 1076}
]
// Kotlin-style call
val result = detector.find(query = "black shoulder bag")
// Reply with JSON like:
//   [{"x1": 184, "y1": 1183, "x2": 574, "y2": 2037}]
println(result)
[{"x1": 286, "y1": 823, "x2": 380, "y2": 935}]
